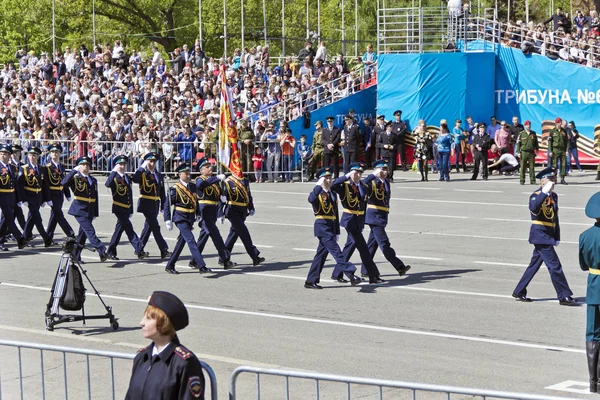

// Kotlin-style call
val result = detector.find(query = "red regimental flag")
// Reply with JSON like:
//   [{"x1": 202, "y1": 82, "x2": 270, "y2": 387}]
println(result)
[{"x1": 218, "y1": 65, "x2": 242, "y2": 178}]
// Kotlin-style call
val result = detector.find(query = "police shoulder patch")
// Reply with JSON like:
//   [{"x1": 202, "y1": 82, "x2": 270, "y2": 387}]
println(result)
[
  {"x1": 175, "y1": 346, "x2": 192, "y2": 360},
  {"x1": 533, "y1": 190, "x2": 541, "y2": 195},
  {"x1": 137, "y1": 345, "x2": 149, "y2": 354},
  {"x1": 188, "y1": 376, "x2": 203, "y2": 398}
]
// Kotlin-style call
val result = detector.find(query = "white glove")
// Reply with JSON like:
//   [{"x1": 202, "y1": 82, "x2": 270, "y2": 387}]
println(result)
[
  {"x1": 141, "y1": 160, "x2": 149, "y2": 169},
  {"x1": 66, "y1": 197, "x2": 71, "y2": 203},
  {"x1": 542, "y1": 181, "x2": 553, "y2": 194},
  {"x1": 555, "y1": 240, "x2": 560, "y2": 246},
  {"x1": 220, "y1": 195, "x2": 227, "y2": 203},
  {"x1": 217, "y1": 174, "x2": 226, "y2": 181},
  {"x1": 316, "y1": 177, "x2": 325, "y2": 186},
  {"x1": 219, "y1": 216, "x2": 225, "y2": 224},
  {"x1": 166, "y1": 221, "x2": 173, "y2": 231},
  {"x1": 373, "y1": 168, "x2": 382, "y2": 176},
  {"x1": 47, "y1": 201, "x2": 53, "y2": 207},
  {"x1": 41, "y1": 202, "x2": 47, "y2": 208},
  {"x1": 335, "y1": 235, "x2": 340, "y2": 242},
  {"x1": 195, "y1": 215, "x2": 201, "y2": 222},
  {"x1": 17, "y1": 201, "x2": 22, "y2": 207},
  {"x1": 345, "y1": 171, "x2": 354, "y2": 178},
  {"x1": 20, "y1": 202, "x2": 28, "y2": 208},
  {"x1": 112, "y1": 164, "x2": 120, "y2": 172},
  {"x1": 74, "y1": 165, "x2": 82, "y2": 172},
  {"x1": 249, "y1": 209, "x2": 255, "y2": 216}
]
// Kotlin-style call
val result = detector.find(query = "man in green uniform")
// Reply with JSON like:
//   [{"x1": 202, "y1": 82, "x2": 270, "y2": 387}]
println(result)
[
  {"x1": 309, "y1": 120, "x2": 324, "y2": 181},
  {"x1": 548, "y1": 117, "x2": 569, "y2": 184},
  {"x1": 516, "y1": 120, "x2": 539, "y2": 185},
  {"x1": 581, "y1": 192, "x2": 600, "y2": 393},
  {"x1": 238, "y1": 120, "x2": 255, "y2": 178}
]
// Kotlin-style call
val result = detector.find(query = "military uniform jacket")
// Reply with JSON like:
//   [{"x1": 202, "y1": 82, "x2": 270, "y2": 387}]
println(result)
[
  {"x1": 363, "y1": 174, "x2": 390, "y2": 226},
  {"x1": 105, "y1": 171, "x2": 134, "y2": 215},
  {"x1": 548, "y1": 127, "x2": 569, "y2": 153},
  {"x1": 579, "y1": 223, "x2": 600, "y2": 305},
  {"x1": 516, "y1": 130, "x2": 539, "y2": 153},
  {"x1": 321, "y1": 126, "x2": 341, "y2": 155},
  {"x1": 308, "y1": 185, "x2": 340, "y2": 237},
  {"x1": 331, "y1": 176, "x2": 367, "y2": 231},
  {"x1": 373, "y1": 124, "x2": 386, "y2": 147},
  {"x1": 125, "y1": 337, "x2": 205, "y2": 400},
  {"x1": 164, "y1": 181, "x2": 199, "y2": 224},
  {"x1": 196, "y1": 176, "x2": 221, "y2": 221},
  {"x1": 0, "y1": 160, "x2": 17, "y2": 208},
  {"x1": 528, "y1": 189, "x2": 560, "y2": 245},
  {"x1": 376, "y1": 131, "x2": 397, "y2": 158},
  {"x1": 62, "y1": 170, "x2": 99, "y2": 218},
  {"x1": 342, "y1": 124, "x2": 361, "y2": 153},
  {"x1": 132, "y1": 167, "x2": 166, "y2": 215},
  {"x1": 41, "y1": 161, "x2": 71, "y2": 205},
  {"x1": 17, "y1": 162, "x2": 47, "y2": 207},
  {"x1": 391, "y1": 121, "x2": 407, "y2": 143},
  {"x1": 312, "y1": 130, "x2": 324, "y2": 153},
  {"x1": 472, "y1": 133, "x2": 491, "y2": 152},
  {"x1": 223, "y1": 176, "x2": 254, "y2": 217}
]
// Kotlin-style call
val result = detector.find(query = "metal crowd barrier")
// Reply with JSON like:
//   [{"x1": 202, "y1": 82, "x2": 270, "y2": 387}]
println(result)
[
  {"x1": 0, "y1": 339, "x2": 218, "y2": 400},
  {"x1": 229, "y1": 366, "x2": 579, "y2": 400}
]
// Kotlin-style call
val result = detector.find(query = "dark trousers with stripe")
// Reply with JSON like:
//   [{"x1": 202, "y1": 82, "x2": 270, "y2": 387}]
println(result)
[
  {"x1": 107, "y1": 213, "x2": 143, "y2": 256},
  {"x1": 306, "y1": 234, "x2": 356, "y2": 284},
  {"x1": 196, "y1": 218, "x2": 231, "y2": 262},
  {"x1": 332, "y1": 226, "x2": 380, "y2": 279},
  {"x1": 364, "y1": 224, "x2": 406, "y2": 274},
  {"x1": 513, "y1": 244, "x2": 573, "y2": 299},
  {"x1": 14, "y1": 204, "x2": 25, "y2": 230},
  {"x1": 224, "y1": 212, "x2": 260, "y2": 261},
  {"x1": 166, "y1": 221, "x2": 205, "y2": 269},
  {"x1": 73, "y1": 215, "x2": 106, "y2": 260},
  {"x1": 47, "y1": 201, "x2": 75, "y2": 240},
  {"x1": 24, "y1": 204, "x2": 49, "y2": 242},
  {"x1": 140, "y1": 212, "x2": 169, "y2": 253},
  {"x1": 0, "y1": 204, "x2": 23, "y2": 243}
]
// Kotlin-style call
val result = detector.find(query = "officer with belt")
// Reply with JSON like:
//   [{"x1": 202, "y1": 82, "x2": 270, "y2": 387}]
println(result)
[
  {"x1": 133, "y1": 152, "x2": 170, "y2": 259},
  {"x1": 363, "y1": 159, "x2": 411, "y2": 277},
  {"x1": 341, "y1": 114, "x2": 361, "y2": 173},
  {"x1": 62, "y1": 156, "x2": 108, "y2": 262},
  {"x1": 0, "y1": 144, "x2": 26, "y2": 250},
  {"x1": 42, "y1": 143, "x2": 75, "y2": 244},
  {"x1": 516, "y1": 120, "x2": 539, "y2": 185},
  {"x1": 580, "y1": 192, "x2": 600, "y2": 393},
  {"x1": 309, "y1": 121, "x2": 325, "y2": 181},
  {"x1": 9, "y1": 144, "x2": 26, "y2": 231},
  {"x1": 373, "y1": 115, "x2": 386, "y2": 161},
  {"x1": 548, "y1": 117, "x2": 569, "y2": 184},
  {"x1": 104, "y1": 155, "x2": 148, "y2": 260},
  {"x1": 189, "y1": 157, "x2": 236, "y2": 270},
  {"x1": 321, "y1": 116, "x2": 341, "y2": 179},
  {"x1": 512, "y1": 167, "x2": 576, "y2": 305},
  {"x1": 221, "y1": 172, "x2": 265, "y2": 266},
  {"x1": 305, "y1": 167, "x2": 361, "y2": 289},
  {"x1": 376, "y1": 122, "x2": 398, "y2": 182},
  {"x1": 163, "y1": 163, "x2": 212, "y2": 274},
  {"x1": 391, "y1": 110, "x2": 408, "y2": 171},
  {"x1": 17, "y1": 146, "x2": 52, "y2": 247},
  {"x1": 331, "y1": 162, "x2": 385, "y2": 285}
]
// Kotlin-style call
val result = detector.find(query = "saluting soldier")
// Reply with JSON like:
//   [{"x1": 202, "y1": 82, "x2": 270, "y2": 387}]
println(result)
[
  {"x1": 363, "y1": 159, "x2": 412, "y2": 277},
  {"x1": 516, "y1": 120, "x2": 539, "y2": 185},
  {"x1": 391, "y1": 110, "x2": 408, "y2": 171},
  {"x1": 0, "y1": 144, "x2": 26, "y2": 250},
  {"x1": 163, "y1": 163, "x2": 211, "y2": 274},
  {"x1": 221, "y1": 173, "x2": 265, "y2": 266},
  {"x1": 133, "y1": 152, "x2": 171, "y2": 259},
  {"x1": 341, "y1": 114, "x2": 361, "y2": 174},
  {"x1": 104, "y1": 155, "x2": 148, "y2": 260},
  {"x1": 9, "y1": 145, "x2": 26, "y2": 231},
  {"x1": 190, "y1": 157, "x2": 236, "y2": 269},
  {"x1": 61, "y1": 156, "x2": 108, "y2": 262},
  {"x1": 512, "y1": 167, "x2": 576, "y2": 305},
  {"x1": 42, "y1": 143, "x2": 75, "y2": 244},
  {"x1": 376, "y1": 122, "x2": 398, "y2": 182},
  {"x1": 305, "y1": 167, "x2": 361, "y2": 289},
  {"x1": 580, "y1": 192, "x2": 600, "y2": 394},
  {"x1": 548, "y1": 117, "x2": 569, "y2": 184},
  {"x1": 309, "y1": 120, "x2": 324, "y2": 181},
  {"x1": 17, "y1": 147, "x2": 52, "y2": 247},
  {"x1": 322, "y1": 116, "x2": 341, "y2": 179}
]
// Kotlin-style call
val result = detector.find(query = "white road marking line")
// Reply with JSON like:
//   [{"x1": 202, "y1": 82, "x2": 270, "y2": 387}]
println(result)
[
  {"x1": 394, "y1": 186, "x2": 442, "y2": 190},
  {"x1": 483, "y1": 217, "x2": 589, "y2": 226},
  {"x1": 393, "y1": 197, "x2": 584, "y2": 210},
  {"x1": 94, "y1": 232, "x2": 273, "y2": 248},
  {"x1": 0, "y1": 282, "x2": 584, "y2": 355},
  {"x1": 290, "y1": 247, "x2": 441, "y2": 261},
  {"x1": 454, "y1": 189, "x2": 504, "y2": 193},
  {"x1": 414, "y1": 214, "x2": 468, "y2": 219},
  {"x1": 474, "y1": 261, "x2": 529, "y2": 268},
  {"x1": 278, "y1": 206, "x2": 312, "y2": 210},
  {"x1": 545, "y1": 380, "x2": 592, "y2": 395}
]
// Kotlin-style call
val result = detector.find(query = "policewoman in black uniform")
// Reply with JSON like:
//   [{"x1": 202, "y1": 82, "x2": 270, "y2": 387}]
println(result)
[
  {"x1": 9, "y1": 144, "x2": 26, "y2": 231},
  {"x1": 125, "y1": 291, "x2": 205, "y2": 400},
  {"x1": 0, "y1": 144, "x2": 26, "y2": 250}
]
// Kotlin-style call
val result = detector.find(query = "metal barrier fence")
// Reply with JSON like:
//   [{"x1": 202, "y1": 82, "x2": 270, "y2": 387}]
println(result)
[
  {"x1": 0, "y1": 339, "x2": 218, "y2": 400},
  {"x1": 229, "y1": 366, "x2": 579, "y2": 400}
]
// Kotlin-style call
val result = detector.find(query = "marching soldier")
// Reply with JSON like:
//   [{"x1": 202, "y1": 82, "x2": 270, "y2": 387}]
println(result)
[
  {"x1": 376, "y1": 122, "x2": 398, "y2": 182},
  {"x1": 221, "y1": 173, "x2": 265, "y2": 266},
  {"x1": 391, "y1": 110, "x2": 408, "y2": 171},
  {"x1": 42, "y1": 143, "x2": 75, "y2": 244},
  {"x1": 0, "y1": 144, "x2": 26, "y2": 250},
  {"x1": 61, "y1": 156, "x2": 108, "y2": 262},
  {"x1": 163, "y1": 163, "x2": 212, "y2": 274},
  {"x1": 17, "y1": 147, "x2": 52, "y2": 247},
  {"x1": 580, "y1": 192, "x2": 600, "y2": 394},
  {"x1": 322, "y1": 116, "x2": 341, "y2": 179},
  {"x1": 548, "y1": 117, "x2": 569, "y2": 184},
  {"x1": 516, "y1": 120, "x2": 539, "y2": 185},
  {"x1": 309, "y1": 120, "x2": 324, "y2": 181},
  {"x1": 363, "y1": 159, "x2": 411, "y2": 277},
  {"x1": 305, "y1": 167, "x2": 361, "y2": 289},
  {"x1": 104, "y1": 155, "x2": 148, "y2": 260},
  {"x1": 190, "y1": 157, "x2": 236, "y2": 269},
  {"x1": 512, "y1": 167, "x2": 576, "y2": 305},
  {"x1": 133, "y1": 152, "x2": 171, "y2": 259},
  {"x1": 9, "y1": 144, "x2": 26, "y2": 231},
  {"x1": 341, "y1": 114, "x2": 361, "y2": 174}
]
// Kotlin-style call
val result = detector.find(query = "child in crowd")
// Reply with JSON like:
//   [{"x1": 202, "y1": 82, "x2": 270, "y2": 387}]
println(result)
[
  {"x1": 296, "y1": 134, "x2": 311, "y2": 182},
  {"x1": 252, "y1": 147, "x2": 264, "y2": 183}
]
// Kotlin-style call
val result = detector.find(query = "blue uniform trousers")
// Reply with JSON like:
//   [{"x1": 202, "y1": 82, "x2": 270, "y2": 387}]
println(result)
[
  {"x1": 196, "y1": 219, "x2": 231, "y2": 261},
  {"x1": 306, "y1": 235, "x2": 356, "y2": 283},
  {"x1": 0, "y1": 204, "x2": 23, "y2": 242},
  {"x1": 224, "y1": 212, "x2": 260, "y2": 261},
  {"x1": 107, "y1": 213, "x2": 143, "y2": 256},
  {"x1": 73, "y1": 215, "x2": 106, "y2": 260},
  {"x1": 166, "y1": 221, "x2": 206, "y2": 269},
  {"x1": 587, "y1": 305, "x2": 600, "y2": 341},
  {"x1": 139, "y1": 212, "x2": 169, "y2": 253},
  {"x1": 332, "y1": 227, "x2": 380, "y2": 279},
  {"x1": 24, "y1": 205, "x2": 49, "y2": 242},
  {"x1": 513, "y1": 244, "x2": 573, "y2": 299},
  {"x1": 363, "y1": 225, "x2": 406, "y2": 274},
  {"x1": 14, "y1": 205, "x2": 25, "y2": 230},
  {"x1": 46, "y1": 203, "x2": 75, "y2": 240}
]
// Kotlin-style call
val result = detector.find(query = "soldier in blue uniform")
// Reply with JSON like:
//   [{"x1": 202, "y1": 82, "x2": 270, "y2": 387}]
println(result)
[
  {"x1": 42, "y1": 143, "x2": 75, "y2": 244},
  {"x1": 164, "y1": 163, "x2": 212, "y2": 274},
  {"x1": 189, "y1": 157, "x2": 236, "y2": 269},
  {"x1": 512, "y1": 167, "x2": 577, "y2": 305},
  {"x1": 0, "y1": 144, "x2": 26, "y2": 250},
  {"x1": 61, "y1": 156, "x2": 108, "y2": 262},
  {"x1": 104, "y1": 155, "x2": 148, "y2": 260},
  {"x1": 221, "y1": 173, "x2": 265, "y2": 266},
  {"x1": 17, "y1": 147, "x2": 52, "y2": 247},
  {"x1": 331, "y1": 162, "x2": 385, "y2": 284},
  {"x1": 9, "y1": 145, "x2": 26, "y2": 231},
  {"x1": 580, "y1": 192, "x2": 600, "y2": 393},
  {"x1": 363, "y1": 159, "x2": 412, "y2": 277},
  {"x1": 133, "y1": 152, "x2": 171, "y2": 259},
  {"x1": 305, "y1": 167, "x2": 361, "y2": 289},
  {"x1": 125, "y1": 291, "x2": 205, "y2": 400}
]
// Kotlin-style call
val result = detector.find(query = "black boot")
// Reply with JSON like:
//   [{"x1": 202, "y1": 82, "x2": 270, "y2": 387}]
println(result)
[
  {"x1": 587, "y1": 341, "x2": 600, "y2": 393},
  {"x1": 560, "y1": 176, "x2": 568, "y2": 185},
  {"x1": 596, "y1": 171, "x2": 600, "y2": 181}
]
